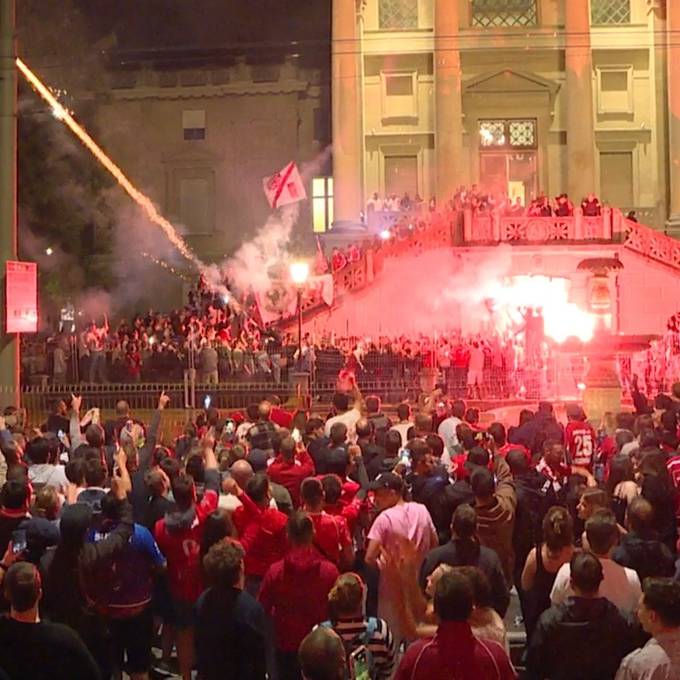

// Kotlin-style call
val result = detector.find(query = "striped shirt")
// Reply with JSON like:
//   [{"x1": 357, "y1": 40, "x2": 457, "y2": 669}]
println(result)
[{"x1": 318, "y1": 616, "x2": 396, "y2": 680}]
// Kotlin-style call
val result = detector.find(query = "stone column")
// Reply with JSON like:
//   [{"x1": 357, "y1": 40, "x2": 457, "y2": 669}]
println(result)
[
  {"x1": 332, "y1": 0, "x2": 363, "y2": 228},
  {"x1": 0, "y1": 0, "x2": 19, "y2": 404},
  {"x1": 565, "y1": 1, "x2": 597, "y2": 202},
  {"x1": 435, "y1": 0, "x2": 464, "y2": 203},
  {"x1": 666, "y1": 1, "x2": 680, "y2": 227}
]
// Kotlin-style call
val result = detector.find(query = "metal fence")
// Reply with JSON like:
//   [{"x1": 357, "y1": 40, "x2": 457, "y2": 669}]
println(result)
[{"x1": 14, "y1": 376, "x2": 420, "y2": 411}]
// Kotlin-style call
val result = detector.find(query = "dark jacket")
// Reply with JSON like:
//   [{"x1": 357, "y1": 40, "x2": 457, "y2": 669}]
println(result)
[
  {"x1": 510, "y1": 413, "x2": 564, "y2": 457},
  {"x1": 40, "y1": 501, "x2": 134, "y2": 645},
  {"x1": 419, "y1": 539, "x2": 509, "y2": 617},
  {"x1": 409, "y1": 471, "x2": 452, "y2": 544},
  {"x1": 195, "y1": 586, "x2": 268, "y2": 680},
  {"x1": 435, "y1": 480, "x2": 475, "y2": 542},
  {"x1": 512, "y1": 471, "x2": 548, "y2": 581},
  {"x1": 612, "y1": 529, "x2": 676, "y2": 581},
  {"x1": 526, "y1": 596, "x2": 637, "y2": 680},
  {"x1": 129, "y1": 410, "x2": 161, "y2": 524},
  {"x1": 640, "y1": 474, "x2": 678, "y2": 554}
]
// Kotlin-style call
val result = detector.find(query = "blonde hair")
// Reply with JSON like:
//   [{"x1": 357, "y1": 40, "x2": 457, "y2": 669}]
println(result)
[
  {"x1": 425, "y1": 563, "x2": 454, "y2": 599},
  {"x1": 33, "y1": 486, "x2": 60, "y2": 520}
]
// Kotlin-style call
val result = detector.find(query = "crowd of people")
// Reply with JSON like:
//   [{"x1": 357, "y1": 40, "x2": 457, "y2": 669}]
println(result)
[
  {"x1": 29, "y1": 321, "x2": 554, "y2": 401},
  {"x1": 0, "y1": 372, "x2": 680, "y2": 679},
  {"x1": 366, "y1": 184, "x2": 607, "y2": 221}
]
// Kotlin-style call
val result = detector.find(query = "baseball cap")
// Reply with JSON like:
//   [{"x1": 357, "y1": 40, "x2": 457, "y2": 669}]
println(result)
[{"x1": 368, "y1": 472, "x2": 404, "y2": 493}]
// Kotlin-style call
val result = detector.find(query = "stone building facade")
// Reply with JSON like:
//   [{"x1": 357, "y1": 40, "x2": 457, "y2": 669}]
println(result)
[
  {"x1": 329, "y1": 0, "x2": 678, "y2": 231},
  {"x1": 94, "y1": 47, "x2": 330, "y2": 261}
]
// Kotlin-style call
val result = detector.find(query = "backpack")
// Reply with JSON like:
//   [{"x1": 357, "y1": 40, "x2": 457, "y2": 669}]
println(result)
[{"x1": 319, "y1": 617, "x2": 378, "y2": 679}]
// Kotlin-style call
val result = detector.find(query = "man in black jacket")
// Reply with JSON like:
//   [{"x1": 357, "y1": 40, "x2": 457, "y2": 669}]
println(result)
[
  {"x1": 0, "y1": 562, "x2": 101, "y2": 680},
  {"x1": 40, "y1": 449, "x2": 133, "y2": 678},
  {"x1": 612, "y1": 496, "x2": 675, "y2": 582},
  {"x1": 506, "y1": 449, "x2": 548, "y2": 589},
  {"x1": 526, "y1": 551, "x2": 637, "y2": 680},
  {"x1": 419, "y1": 504, "x2": 509, "y2": 617},
  {"x1": 195, "y1": 540, "x2": 268, "y2": 680}
]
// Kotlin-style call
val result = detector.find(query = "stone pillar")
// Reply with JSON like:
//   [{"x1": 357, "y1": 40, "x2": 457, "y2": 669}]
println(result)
[
  {"x1": 0, "y1": 0, "x2": 19, "y2": 405},
  {"x1": 666, "y1": 2, "x2": 680, "y2": 227},
  {"x1": 332, "y1": 0, "x2": 363, "y2": 228},
  {"x1": 565, "y1": 1, "x2": 597, "y2": 202},
  {"x1": 435, "y1": 0, "x2": 464, "y2": 203}
]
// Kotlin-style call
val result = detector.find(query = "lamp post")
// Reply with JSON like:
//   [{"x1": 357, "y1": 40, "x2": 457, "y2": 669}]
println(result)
[{"x1": 289, "y1": 261, "x2": 310, "y2": 370}]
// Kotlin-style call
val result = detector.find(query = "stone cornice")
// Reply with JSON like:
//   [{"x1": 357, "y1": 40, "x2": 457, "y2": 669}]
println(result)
[{"x1": 106, "y1": 80, "x2": 312, "y2": 101}]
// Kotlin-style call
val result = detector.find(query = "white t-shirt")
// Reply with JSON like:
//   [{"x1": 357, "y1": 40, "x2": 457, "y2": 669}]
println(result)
[
  {"x1": 438, "y1": 416, "x2": 462, "y2": 456},
  {"x1": 29, "y1": 464, "x2": 68, "y2": 494},
  {"x1": 390, "y1": 422, "x2": 412, "y2": 447},
  {"x1": 325, "y1": 408, "x2": 362, "y2": 443},
  {"x1": 550, "y1": 557, "x2": 642, "y2": 614}
]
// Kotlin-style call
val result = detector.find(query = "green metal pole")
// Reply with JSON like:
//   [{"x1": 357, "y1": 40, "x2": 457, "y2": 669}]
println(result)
[{"x1": 0, "y1": 0, "x2": 19, "y2": 405}]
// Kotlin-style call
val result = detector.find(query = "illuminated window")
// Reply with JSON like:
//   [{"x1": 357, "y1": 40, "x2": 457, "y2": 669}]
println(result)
[
  {"x1": 591, "y1": 0, "x2": 630, "y2": 25},
  {"x1": 479, "y1": 121, "x2": 506, "y2": 147},
  {"x1": 479, "y1": 119, "x2": 536, "y2": 149},
  {"x1": 379, "y1": 0, "x2": 418, "y2": 30},
  {"x1": 471, "y1": 0, "x2": 538, "y2": 28},
  {"x1": 313, "y1": 177, "x2": 334, "y2": 233}
]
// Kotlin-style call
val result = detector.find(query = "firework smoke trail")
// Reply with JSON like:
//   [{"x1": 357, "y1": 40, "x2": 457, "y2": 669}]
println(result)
[
  {"x1": 140, "y1": 252, "x2": 192, "y2": 282},
  {"x1": 16, "y1": 57, "x2": 200, "y2": 268}
]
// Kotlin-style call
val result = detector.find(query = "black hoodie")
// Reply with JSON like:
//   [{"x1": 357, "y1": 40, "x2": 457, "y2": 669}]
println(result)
[
  {"x1": 612, "y1": 529, "x2": 676, "y2": 582},
  {"x1": 526, "y1": 596, "x2": 638, "y2": 680}
]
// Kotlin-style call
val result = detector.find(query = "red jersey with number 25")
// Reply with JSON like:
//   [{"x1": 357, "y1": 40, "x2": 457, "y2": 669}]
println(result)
[{"x1": 565, "y1": 421, "x2": 596, "y2": 469}]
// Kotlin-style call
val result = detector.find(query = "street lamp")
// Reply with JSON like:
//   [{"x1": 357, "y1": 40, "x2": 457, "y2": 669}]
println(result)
[{"x1": 289, "y1": 261, "x2": 309, "y2": 369}]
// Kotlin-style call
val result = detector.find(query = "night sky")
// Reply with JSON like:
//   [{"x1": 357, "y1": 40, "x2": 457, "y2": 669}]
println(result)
[{"x1": 72, "y1": 0, "x2": 331, "y2": 54}]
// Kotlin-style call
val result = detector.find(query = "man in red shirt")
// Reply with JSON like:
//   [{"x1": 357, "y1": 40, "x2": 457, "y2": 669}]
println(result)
[
  {"x1": 488, "y1": 422, "x2": 531, "y2": 465},
  {"x1": 321, "y1": 474, "x2": 366, "y2": 534},
  {"x1": 259, "y1": 511, "x2": 339, "y2": 680},
  {"x1": 300, "y1": 477, "x2": 353, "y2": 570},
  {"x1": 395, "y1": 569, "x2": 516, "y2": 680},
  {"x1": 154, "y1": 445, "x2": 219, "y2": 680},
  {"x1": 225, "y1": 473, "x2": 288, "y2": 595},
  {"x1": 564, "y1": 404, "x2": 596, "y2": 470},
  {"x1": 267, "y1": 436, "x2": 315, "y2": 508}
]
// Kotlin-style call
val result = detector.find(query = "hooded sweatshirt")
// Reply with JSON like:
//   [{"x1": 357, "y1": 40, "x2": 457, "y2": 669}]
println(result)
[
  {"x1": 475, "y1": 465, "x2": 517, "y2": 585},
  {"x1": 612, "y1": 529, "x2": 676, "y2": 582},
  {"x1": 526, "y1": 597, "x2": 636, "y2": 680},
  {"x1": 233, "y1": 492, "x2": 288, "y2": 578},
  {"x1": 154, "y1": 488, "x2": 218, "y2": 602},
  {"x1": 258, "y1": 545, "x2": 338, "y2": 651}
]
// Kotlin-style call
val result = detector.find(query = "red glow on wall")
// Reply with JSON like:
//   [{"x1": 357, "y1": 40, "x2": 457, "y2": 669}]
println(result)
[{"x1": 5, "y1": 261, "x2": 38, "y2": 333}]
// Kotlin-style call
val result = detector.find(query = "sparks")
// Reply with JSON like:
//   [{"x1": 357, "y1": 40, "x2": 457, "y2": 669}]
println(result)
[
  {"x1": 16, "y1": 57, "x2": 200, "y2": 268},
  {"x1": 140, "y1": 252, "x2": 191, "y2": 282}
]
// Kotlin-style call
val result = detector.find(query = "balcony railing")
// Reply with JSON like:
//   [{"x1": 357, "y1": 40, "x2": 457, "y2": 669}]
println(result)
[
  {"x1": 624, "y1": 219, "x2": 680, "y2": 271},
  {"x1": 463, "y1": 208, "x2": 617, "y2": 244}
]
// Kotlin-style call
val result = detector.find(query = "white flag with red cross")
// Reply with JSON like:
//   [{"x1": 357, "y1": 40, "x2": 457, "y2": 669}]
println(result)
[{"x1": 263, "y1": 161, "x2": 307, "y2": 209}]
